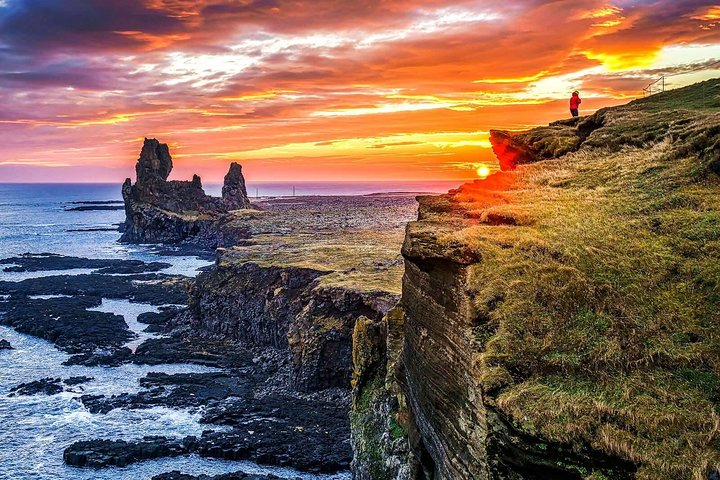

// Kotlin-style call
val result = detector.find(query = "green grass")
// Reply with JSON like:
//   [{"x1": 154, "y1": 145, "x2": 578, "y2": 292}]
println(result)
[
  {"x1": 429, "y1": 79, "x2": 720, "y2": 479},
  {"x1": 218, "y1": 229, "x2": 405, "y2": 295}
]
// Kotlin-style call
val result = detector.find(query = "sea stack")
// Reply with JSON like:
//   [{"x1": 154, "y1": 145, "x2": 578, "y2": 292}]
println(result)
[
  {"x1": 120, "y1": 138, "x2": 252, "y2": 245},
  {"x1": 222, "y1": 162, "x2": 251, "y2": 210}
]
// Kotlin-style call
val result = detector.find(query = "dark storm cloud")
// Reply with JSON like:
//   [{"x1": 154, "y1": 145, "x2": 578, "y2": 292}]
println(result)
[{"x1": 0, "y1": 0, "x2": 185, "y2": 53}]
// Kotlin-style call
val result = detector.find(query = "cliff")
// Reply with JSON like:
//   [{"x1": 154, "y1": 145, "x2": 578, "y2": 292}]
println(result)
[
  {"x1": 176, "y1": 194, "x2": 417, "y2": 393},
  {"x1": 120, "y1": 138, "x2": 251, "y2": 245},
  {"x1": 354, "y1": 78, "x2": 720, "y2": 479}
]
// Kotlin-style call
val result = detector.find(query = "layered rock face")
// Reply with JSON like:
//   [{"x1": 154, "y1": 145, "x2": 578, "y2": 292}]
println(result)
[
  {"x1": 121, "y1": 138, "x2": 251, "y2": 244},
  {"x1": 353, "y1": 79, "x2": 720, "y2": 479},
  {"x1": 187, "y1": 257, "x2": 397, "y2": 392}
]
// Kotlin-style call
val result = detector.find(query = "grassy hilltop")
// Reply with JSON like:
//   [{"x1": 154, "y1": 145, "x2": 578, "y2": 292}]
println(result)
[{"x1": 416, "y1": 78, "x2": 720, "y2": 479}]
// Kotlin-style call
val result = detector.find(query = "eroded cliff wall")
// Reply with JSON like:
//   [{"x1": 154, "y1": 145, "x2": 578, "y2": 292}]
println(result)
[
  {"x1": 187, "y1": 257, "x2": 397, "y2": 393},
  {"x1": 353, "y1": 79, "x2": 720, "y2": 480}
]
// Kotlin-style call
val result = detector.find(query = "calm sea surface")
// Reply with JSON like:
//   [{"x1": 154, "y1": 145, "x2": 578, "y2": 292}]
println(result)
[{"x1": 0, "y1": 181, "x2": 457, "y2": 480}]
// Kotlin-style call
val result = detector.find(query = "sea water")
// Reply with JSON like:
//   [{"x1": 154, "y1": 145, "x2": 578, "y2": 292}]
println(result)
[{"x1": 0, "y1": 182, "x2": 456, "y2": 479}]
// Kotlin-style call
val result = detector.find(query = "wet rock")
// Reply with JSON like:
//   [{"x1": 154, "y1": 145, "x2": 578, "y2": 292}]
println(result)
[
  {"x1": 80, "y1": 372, "x2": 255, "y2": 413},
  {"x1": 9, "y1": 376, "x2": 93, "y2": 396},
  {"x1": 63, "y1": 436, "x2": 188, "y2": 468},
  {"x1": 0, "y1": 339, "x2": 12, "y2": 350},
  {"x1": 64, "y1": 348, "x2": 132, "y2": 367},
  {"x1": 10, "y1": 378, "x2": 64, "y2": 396},
  {"x1": 71, "y1": 364, "x2": 351, "y2": 473},
  {"x1": 137, "y1": 307, "x2": 183, "y2": 334},
  {"x1": 63, "y1": 375, "x2": 94, "y2": 385},
  {"x1": 0, "y1": 273, "x2": 189, "y2": 305},
  {"x1": 129, "y1": 335, "x2": 257, "y2": 368},
  {"x1": 137, "y1": 307, "x2": 182, "y2": 325},
  {"x1": 65, "y1": 403, "x2": 351, "y2": 472},
  {"x1": 196, "y1": 423, "x2": 350, "y2": 473},
  {"x1": 0, "y1": 253, "x2": 170, "y2": 273},
  {"x1": 64, "y1": 205, "x2": 124, "y2": 211},
  {"x1": 153, "y1": 471, "x2": 282, "y2": 480},
  {"x1": 0, "y1": 295, "x2": 133, "y2": 354}
]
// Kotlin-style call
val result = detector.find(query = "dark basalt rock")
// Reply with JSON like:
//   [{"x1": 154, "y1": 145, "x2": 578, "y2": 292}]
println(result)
[
  {"x1": 10, "y1": 378, "x2": 64, "y2": 396},
  {"x1": 64, "y1": 348, "x2": 132, "y2": 367},
  {"x1": 70, "y1": 361, "x2": 351, "y2": 473},
  {"x1": 120, "y1": 138, "x2": 252, "y2": 245},
  {"x1": 64, "y1": 205, "x2": 125, "y2": 211},
  {"x1": 0, "y1": 253, "x2": 170, "y2": 273},
  {"x1": 79, "y1": 372, "x2": 255, "y2": 414},
  {"x1": 222, "y1": 162, "x2": 251, "y2": 210},
  {"x1": 64, "y1": 436, "x2": 189, "y2": 468},
  {"x1": 9, "y1": 376, "x2": 93, "y2": 396},
  {"x1": 0, "y1": 339, "x2": 12, "y2": 350},
  {"x1": 65, "y1": 398, "x2": 351, "y2": 472},
  {"x1": 188, "y1": 262, "x2": 396, "y2": 392},
  {"x1": 0, "y1": 271, "x2": 188, "y2": 359},
  {"x1": 0, "y1": 273, "x2": 189, "y2": 305},
  {"x1": 153, "y1": 472, "x2": 282, "y2": 480},
  {"x1": 137, "y1": 306, "x2": 184, "y2": 334},
  {"x1": 137, "y1": 307, "x2": 183, "y2": 326},
  {"x1": 0, "y1": 295, "x2": 132, "y2": 354},
  {"x1": 64, "y1": 375, "x2": 94, "y2": 385}
]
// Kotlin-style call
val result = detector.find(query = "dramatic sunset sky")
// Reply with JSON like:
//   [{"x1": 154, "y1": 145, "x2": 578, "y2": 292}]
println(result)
[{"x1": 1, "y1": 0, "x2": 719, "y2": 182}]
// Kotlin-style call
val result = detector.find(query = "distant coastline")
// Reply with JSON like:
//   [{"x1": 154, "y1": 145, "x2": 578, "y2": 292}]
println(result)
[{"x1": 0, "y1": 180, "x2": 463, "y2": 198}]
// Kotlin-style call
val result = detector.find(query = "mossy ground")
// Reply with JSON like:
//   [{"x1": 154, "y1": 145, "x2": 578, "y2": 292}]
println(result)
[
  {"x1": 424, "y1": 79, "x2": 720, "y2": 479},
  {"x1": 218, "y1": 195, "x2": 416, "y2": 295}
]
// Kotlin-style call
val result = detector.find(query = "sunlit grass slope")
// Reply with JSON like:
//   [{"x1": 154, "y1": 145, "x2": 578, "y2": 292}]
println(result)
[{"x1": 429, "y1": 78, "x2": 720, "y2": 479}]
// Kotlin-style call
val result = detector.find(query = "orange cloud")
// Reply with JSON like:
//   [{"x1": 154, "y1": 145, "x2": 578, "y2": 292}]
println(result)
[
  {"x1": 693, "y1": 6, "x2": 720, "y2": 21},
  {"x1": 0, "y1": 0, "x2": 719, "y2": 182}
]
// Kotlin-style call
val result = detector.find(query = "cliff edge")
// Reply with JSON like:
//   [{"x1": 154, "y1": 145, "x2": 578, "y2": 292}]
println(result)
[{"x1": 354, "y1": 78, "x2": 720, "y2": 479}]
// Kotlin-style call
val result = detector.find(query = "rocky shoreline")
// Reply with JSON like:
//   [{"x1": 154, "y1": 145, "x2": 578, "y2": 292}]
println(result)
[{"x1": 1, "y1": 139, "x2": 418, "y2": 479}]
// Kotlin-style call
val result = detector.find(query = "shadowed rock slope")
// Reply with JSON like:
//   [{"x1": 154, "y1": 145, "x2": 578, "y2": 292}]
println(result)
[{"x1": 352, "y1": 78, "x2": 720, "y2": 479}]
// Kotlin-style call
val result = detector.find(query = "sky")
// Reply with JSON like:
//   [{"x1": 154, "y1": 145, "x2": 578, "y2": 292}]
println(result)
[{"x1": 0, "y1": 0, "x2": 719, "y2": 183}]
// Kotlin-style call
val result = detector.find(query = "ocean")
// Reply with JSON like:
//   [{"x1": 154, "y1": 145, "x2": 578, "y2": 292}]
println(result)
[
  {"x1": 0, "y1": 181, "x2": 457, "y2": 480},
  {"x1": 0, "y1": 181, "x2": 458, "y2": 259}
]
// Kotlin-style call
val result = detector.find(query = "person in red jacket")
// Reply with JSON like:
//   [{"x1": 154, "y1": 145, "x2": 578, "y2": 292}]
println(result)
[{"x1": 570, "y1": 91, "x2": 581, "y2": 117}]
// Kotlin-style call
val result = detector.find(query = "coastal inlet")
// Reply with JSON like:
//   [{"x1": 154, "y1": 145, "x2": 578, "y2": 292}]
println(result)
[{"x1": 0, "y1": 140, "x2": 438, "y2": 480}]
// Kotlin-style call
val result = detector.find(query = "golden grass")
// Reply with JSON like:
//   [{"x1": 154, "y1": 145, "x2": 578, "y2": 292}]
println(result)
[
  {"x1": 219, "y1": 229, "x2": 405, "y2": 294},
  {"x1": 432, "y1": 81, "x2": 720, "y2": 478}
]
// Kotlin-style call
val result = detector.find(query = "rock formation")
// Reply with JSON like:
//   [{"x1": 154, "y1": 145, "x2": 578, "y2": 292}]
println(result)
[
  {"x1": 120, "y1": 138, "x2": 252, "y2": 244},
  {"x1": 222, "y1": 162, "x2": 251, "y2": 210},
  {"x1": 352, "y1": 79, "x2": 720, "y2": 479},
  {"x1": 186, "y1": 256, "x2": 397, "y2": 393}
]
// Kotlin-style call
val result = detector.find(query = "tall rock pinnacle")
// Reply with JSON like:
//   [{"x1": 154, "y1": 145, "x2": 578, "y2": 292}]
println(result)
[
  {"x1": 136, "y1": 138, "x2": 173, "y2": 185},
  {"x1": 222, "y1": 162, "x2": 251, "y2": 210}
]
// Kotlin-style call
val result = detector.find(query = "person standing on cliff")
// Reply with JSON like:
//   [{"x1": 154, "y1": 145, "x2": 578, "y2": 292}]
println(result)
[{"x1": 570, "y1": 91, "x2": 581, "y2": 117}]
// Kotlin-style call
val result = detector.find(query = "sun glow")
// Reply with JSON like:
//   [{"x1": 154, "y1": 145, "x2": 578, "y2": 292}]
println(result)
[{"x1": 476, "y1": 164, "x2": 490, "y2": 179}]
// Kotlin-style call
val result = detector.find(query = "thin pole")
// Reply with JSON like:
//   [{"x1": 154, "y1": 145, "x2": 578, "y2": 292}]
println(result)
[
  {"x1": 256, "y1": 187, "x2": 259, "y2": 198},
  {"x1": 292, "y1": 186, "x2": 296, "y2": 196}
]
